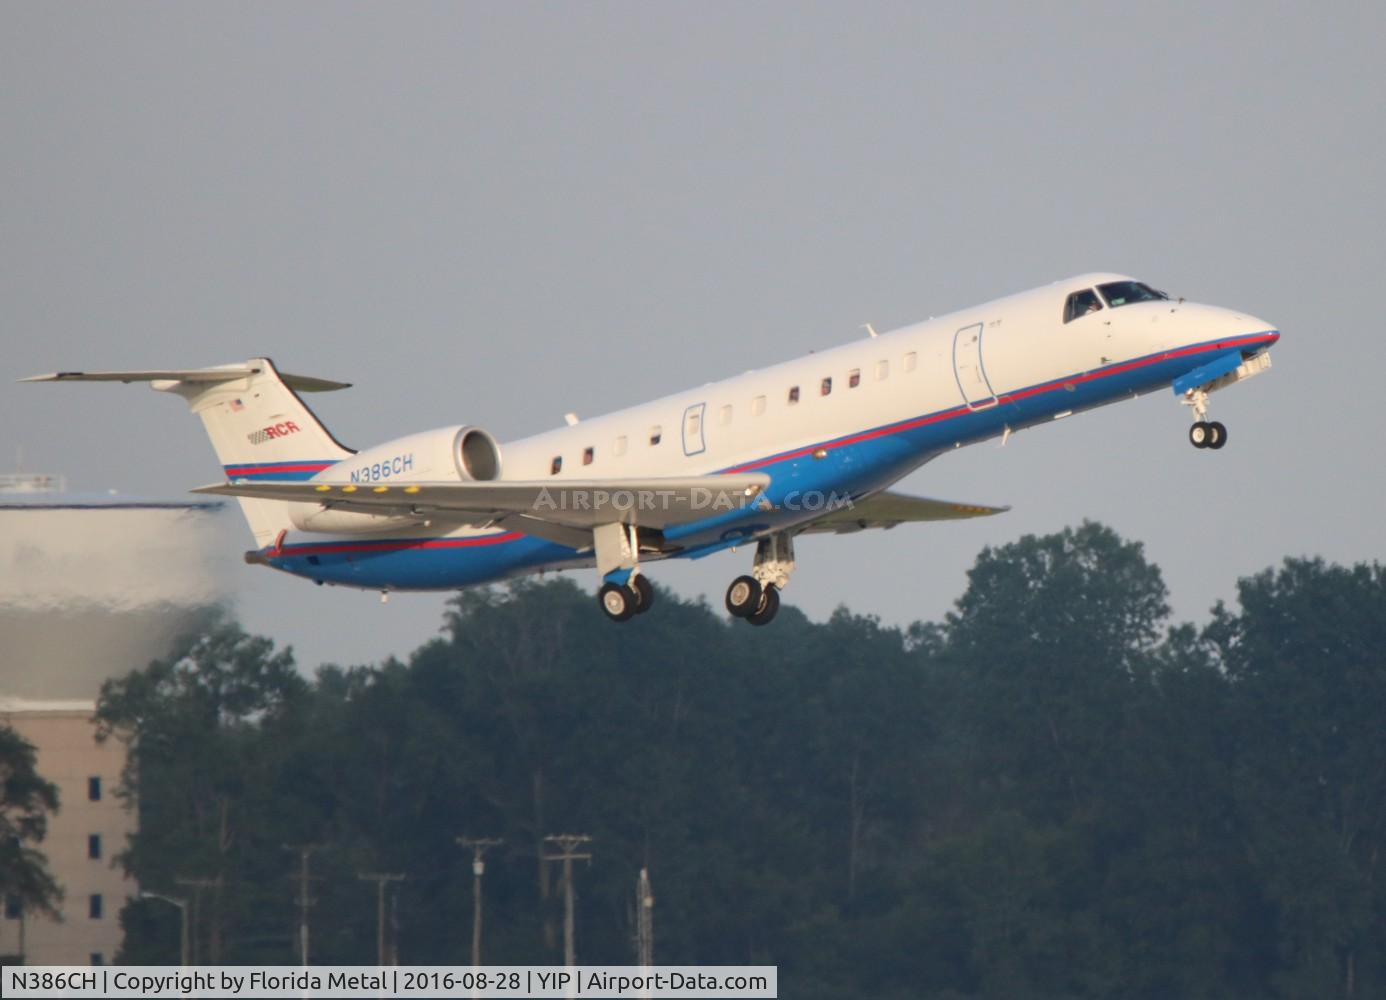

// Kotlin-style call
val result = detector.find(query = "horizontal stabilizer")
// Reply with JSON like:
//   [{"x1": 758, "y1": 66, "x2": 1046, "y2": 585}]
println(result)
[
  {"x1": 801, "y1": 490, "x2": 1009, "y2": 535},
  {"x1": 21, "y1": 367, "x2": 350, "y2": 392},
  {"x1": 194, "y1": 474, "x2": 772, "y2": 531}
]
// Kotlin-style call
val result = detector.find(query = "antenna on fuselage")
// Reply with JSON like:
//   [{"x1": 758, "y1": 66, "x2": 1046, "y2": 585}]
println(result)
[{"x1": 862, "y1": 323, "x2": 878, "y2": 338}]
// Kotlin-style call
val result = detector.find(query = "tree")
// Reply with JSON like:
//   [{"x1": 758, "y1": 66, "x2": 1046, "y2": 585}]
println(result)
[
  {"x1": 0, "y1": 725, "x2": 61, "y2": 924},
  {"x1": 97, "y1": 613, "x2": 309, "y2": 963},
  {"x1": 1209, "y1": 559, "x2": 1386, "y2": 997}
]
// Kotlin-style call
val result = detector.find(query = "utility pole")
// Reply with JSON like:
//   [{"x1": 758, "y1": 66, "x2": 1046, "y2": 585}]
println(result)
[
  {"x1": 142, "y1": 892, "x2": 191, "y2": 967},
  {"x1": 542, "y1": 835, "x2": 592, "y2": 968},
  {"x1": 457, "y1": 837, "x2": 503, "y2": 967},
  {"x1": 284, "y1": 845, "x2": 320, "y2": 966},
  {"x1": 635, "y1": 868, "x2": 653, "y2": 967},
  {"x1": 357, "y1": 873, "x2": 406, "y2": 966},
  {"x1": 175, "y1": 877, "x2": 221, "y2": 965}
]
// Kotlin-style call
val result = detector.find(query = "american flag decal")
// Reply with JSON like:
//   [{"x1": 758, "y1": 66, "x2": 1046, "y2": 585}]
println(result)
[{"x1": 229, "y1": 399, "x2": 245, "y2": 412}]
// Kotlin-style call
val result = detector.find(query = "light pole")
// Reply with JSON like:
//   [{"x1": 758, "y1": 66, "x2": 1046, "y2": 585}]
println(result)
[{"x1": 140, "y1": 891, "x2": 190, "y2": 967}]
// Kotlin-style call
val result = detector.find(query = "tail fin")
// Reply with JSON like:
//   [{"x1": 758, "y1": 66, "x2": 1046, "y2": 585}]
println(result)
[{"x1": 23, "y1": 358, "x2": 354, "y2": 545}]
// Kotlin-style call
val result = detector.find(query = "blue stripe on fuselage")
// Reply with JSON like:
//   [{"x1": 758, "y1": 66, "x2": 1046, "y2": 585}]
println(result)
[{"x1": 264, "y1": 335, "x2": 1274, "y2": 590}]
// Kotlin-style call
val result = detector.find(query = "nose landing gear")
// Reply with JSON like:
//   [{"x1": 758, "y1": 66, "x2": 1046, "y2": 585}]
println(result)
[
  {"x1": 1188, "y1": 420, "x2": 1227, "y2": 450},
  {"x1": 1183, "y1": 388, "x2": 1227, "y2": 450}
]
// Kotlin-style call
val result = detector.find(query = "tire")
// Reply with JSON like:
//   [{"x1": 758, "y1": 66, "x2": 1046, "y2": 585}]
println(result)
[
  {"x1": 725, "y1": 575, "x2": 762, "y2": 618},
  {"x1": 747, "y1": 585, "x2": 780, "y2": 626},
  {"x1": 599, "y1": 582, "x2": 636, "y2": 622},
  {"x1": 1208, "y1": 421, "x2": 1227, "y2": 450},
  {"x1": 631, "y1": 574, "x2": 655, "y2": 613},
  {"x1": 1189, "y1": 422, "x2": 1210, "y2": 449}
]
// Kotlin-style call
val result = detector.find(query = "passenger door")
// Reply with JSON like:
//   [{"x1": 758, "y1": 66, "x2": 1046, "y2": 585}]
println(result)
[
  {"x1": 682, "y1": 403, "x2": 707, "y2": 456},
  {"x1": 952, "y1": 323, "x2": 998, "y2": 408}
]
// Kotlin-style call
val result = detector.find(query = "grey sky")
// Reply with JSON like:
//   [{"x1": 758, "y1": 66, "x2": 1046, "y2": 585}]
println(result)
[{"x1": 3, "y1": 3, "x2": 1382, "y2": 671}]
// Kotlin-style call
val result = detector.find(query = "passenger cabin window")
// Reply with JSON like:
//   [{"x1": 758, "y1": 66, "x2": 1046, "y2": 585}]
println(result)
[
  {"x1": 614, "y1": 435, "x2": 627, "y2": 456},
  {"x1": 649, "y1": 426, "x2": 662, "y2": 446},
  {"x1": 821, "y1": 377, "x2": 832, "y2": 396},
  {"x1": 1098, "y1": 280, "x2": 1169, "y2": 308},
  {"x1": 582, "y1": 446, "x2": 594, "y2": 466},
  {"x1": 719, "y1": 404, "x2": 732, "y2": 426},
  {"x1": 788, "y1": 386, "x2": 800, "y2": 404},
  {"x1": 875, "y1": 360, "x2": 889, "y2": 381},
  {"x1": 1064, "y1": 289, "x2": 1104, "y2": 323},
  {"x1": 848, "y1": 369, "x2": 861, "y2": 388},
  {"x1": 550, "y1": 456, "x2": 562, "y2": 475},
  {"x1": 751, "y1": 395, "x2": 766, "y2": 416},
  {"x1": 903, "y1": 352, "x2": 917, "y2": 372}
]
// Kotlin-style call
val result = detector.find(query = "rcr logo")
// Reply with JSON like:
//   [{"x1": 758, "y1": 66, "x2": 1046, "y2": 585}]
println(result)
[{"x1": 247, "y1": 421, "x2": 301, "y2": 445}]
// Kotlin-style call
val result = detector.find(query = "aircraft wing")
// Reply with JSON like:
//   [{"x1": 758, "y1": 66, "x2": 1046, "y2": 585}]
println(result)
[
  {"x1": 193, "y1": 475, "x2": 771, "y2": 532},
  {"x1": 799, "y1": 490, "x2": 1009, "y2": 534}
]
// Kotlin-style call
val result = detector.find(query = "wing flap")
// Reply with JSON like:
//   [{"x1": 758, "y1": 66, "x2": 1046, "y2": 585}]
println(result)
[
  {"x1": 800, "y1": 490, "x2": 1009, "y2": 534},
  {"x1": 194, "y1": 474, "x2": 771, "y2": 531}
]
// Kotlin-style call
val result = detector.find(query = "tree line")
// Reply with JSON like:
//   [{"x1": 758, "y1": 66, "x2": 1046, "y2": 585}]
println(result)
[{"x1": 5, "y1": 521, "x2": 1384, "y2": 997}]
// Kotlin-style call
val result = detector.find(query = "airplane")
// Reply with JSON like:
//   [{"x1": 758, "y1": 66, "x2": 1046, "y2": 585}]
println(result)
[{"x1": 25, "y1": 273, "x2": 1278, "y2": 625}]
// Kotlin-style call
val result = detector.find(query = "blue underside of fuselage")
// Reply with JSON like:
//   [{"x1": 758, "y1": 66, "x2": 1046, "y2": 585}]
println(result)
[{"x1": 262, "y1": 337, "x2": 1271, "y2": 591}]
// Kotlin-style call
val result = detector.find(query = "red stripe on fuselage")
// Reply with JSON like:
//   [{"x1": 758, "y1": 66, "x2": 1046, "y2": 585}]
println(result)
[
  {"x1": 723, "y1": 333, "x2": 1275, "y2": 474},
  {"x1": 225, "y1": 462, "x2": 336, "y2": 476},
  {"x1": 275, "y1": 531, "x2": 526, "y2": 558}
]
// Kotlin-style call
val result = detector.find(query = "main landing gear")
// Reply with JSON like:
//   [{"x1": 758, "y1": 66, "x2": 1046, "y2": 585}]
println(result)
[
  {"x1": 1183, "y1": 387, "x2": 1227, "y2": 450},
  {"x1": 593, "y1": 522, "x2": 656, "y2": 623},
  {"x1": 725, "y1": 532, "x2": 795, "y2": 627},
  {"x1": 598, "y1": 572, "x2": 655, "y2": 622}
]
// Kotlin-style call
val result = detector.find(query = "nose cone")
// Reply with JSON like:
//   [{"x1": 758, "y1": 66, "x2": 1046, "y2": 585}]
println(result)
[{"x1": 1200, "y1": 305, "x2": 1279, "y2": 349}]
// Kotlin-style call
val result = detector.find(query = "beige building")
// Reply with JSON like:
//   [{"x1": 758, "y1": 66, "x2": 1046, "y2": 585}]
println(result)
[
  {"x1": 0, "y1": 482, "x2": 231, "y2": 964},
  {"x1": 0, "y1": 699, "x2": 136, "y2": 965}
]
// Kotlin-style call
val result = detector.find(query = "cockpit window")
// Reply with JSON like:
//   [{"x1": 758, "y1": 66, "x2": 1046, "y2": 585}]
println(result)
[
  {"x1": 1064, "y1": 288, "x2": 1104, "y2": 323},
  {"x1": 1097, "y1": 281, "x2": 1168, "y2": 308}
]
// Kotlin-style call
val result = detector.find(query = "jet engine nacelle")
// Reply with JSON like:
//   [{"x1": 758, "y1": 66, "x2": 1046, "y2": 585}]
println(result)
[{"x1": 288, "y1": 425, "x2": 502, "y2": 534}]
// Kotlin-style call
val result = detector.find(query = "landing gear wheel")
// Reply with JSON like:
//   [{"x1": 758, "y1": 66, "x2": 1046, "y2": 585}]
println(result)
[
  {"x1": 598, "y1": 582, "x2": 637, "y2": 622},
  {"x1": 746, "y1": 585, "x2": 780, "y2": 626},
  {"x1": 725, "y1": 575, "x2": 762, "y2": 618},
  {"x1": 1189, "y1": 422, "x2": 1211, "y2": 449},
  {"x1": 1207, "y1": 421, "x2": 1227, "y2": 450},
  {"x1": 631, "y1": 574, "x2": 655, "y2": 614}
]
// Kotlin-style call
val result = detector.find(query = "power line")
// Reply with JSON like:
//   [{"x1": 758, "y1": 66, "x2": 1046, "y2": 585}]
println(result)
[
  {"x1": 283, "y1": 844, "x2": 321, "y2": 966},
  {"x1": 542, "y1": 834, "x2": 592, "y2": 968},
  {"x1": 457, "y1": 837, "x2": 503, "y2": 967},
  {"x1": 357, "y1": 873, "x2": 406, "y2": 966}
]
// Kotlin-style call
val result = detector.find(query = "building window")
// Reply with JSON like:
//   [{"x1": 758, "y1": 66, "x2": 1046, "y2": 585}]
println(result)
[
  {"x1": 582, "y1": 446, "x2": 594, "y2": 466},
  {"x1": 4, "y1": 894, "x2": 20, "y2": 919},
  {"x1": 91, "y1": 953, "x2": 104, "y2": 966},
  {"x1": 903, "y1": 351, "x2": 917, "y2": 372},
  {"x1": 550, "y1": 456, "x2": 562, "y2": 475},
  {"x1": 820, "y1": 377, "x2": 832, "y2": 396},
  {"x1": 614, "y1": 435, "x2": 627, "y2": 456},
  {"x1": 787, "y1": 386, "x2": 800, "y2": 404},
  {"x1": 719, "y1": 404, "x2": 733, "y2": 426},
  {"x1": 649, "y1": 426, "x2": 662, "y2": 446},
  {"x1": 875, "y1": 360, "x2": 889, "y2": 381},
  {"x1": 88, "y1": 776, "x2": 102, "y2": 801},
  {"x1": 89, "y1": 894, "x2": 103, "y2": 919},
  {"x1": 88, "y1": 834, "x2": 102, "y2": 860},
  {"x1": 751, "y1": 395, "x2": 766, "y2": 416},
  {"x1": 848, "y1": 369, "x2": 861, "y2": 388}
]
